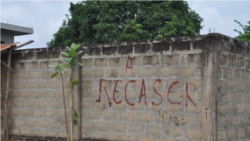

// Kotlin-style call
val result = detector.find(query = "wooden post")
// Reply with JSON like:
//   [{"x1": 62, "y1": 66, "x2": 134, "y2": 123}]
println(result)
[{"x1": 4, "y1": 49, "x2": 12, "y2": 141}]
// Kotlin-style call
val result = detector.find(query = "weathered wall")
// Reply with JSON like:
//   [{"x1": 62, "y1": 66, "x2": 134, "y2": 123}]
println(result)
[
  {"x1": 1, "y1": 33, "x2": 249, "y2": 141},
  {"x1": 78, "y1": 37, "x2": 204, "y2": 141},
  {"x1": 217, "y1": 35, "x2": 250, "y2": 141},
  {"x1": 1, "y1": 35, "x2": 204, "y2": 141},
  {"x1": 1, "y1": 48, "x2": 72, "y2": 139}
]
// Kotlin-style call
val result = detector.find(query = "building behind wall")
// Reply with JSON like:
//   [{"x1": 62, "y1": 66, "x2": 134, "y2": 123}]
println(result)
[
  {"x1": 1, "y1": 23, "x2": 33, "y2": 44},
  {"x1": 1, "y1": 33, "x2": 250, "y2": 141}
]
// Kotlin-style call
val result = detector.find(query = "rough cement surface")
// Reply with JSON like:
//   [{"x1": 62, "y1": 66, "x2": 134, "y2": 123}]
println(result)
[
  {"x1": 1, "y1": 33, "x2": 249, "y2": 141},
  {"x1": 216, "y1": 34, "x2": 250, "y2": 141}
]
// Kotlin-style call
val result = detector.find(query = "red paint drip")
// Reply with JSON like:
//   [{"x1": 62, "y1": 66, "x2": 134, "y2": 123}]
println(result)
[
  {"x1": 152, "y1": 79, "x2": 163, "y2": 106},
  {"x1": 185, "y1": 82, "x2": 197, "y2": 107},
  {"x1": 125, "y1": 80, "x2": 135, "y2": 106},
  {"x1": 167, "y1": 81, "x2": 181, "y2": 105},
  {"x1": 126, "y1": 55, "x2": 133, "y2": 73},
  {"x1": 97, "y1": 79, "x2": 112, "y2": 106},
  {"x1": 113, "y1": 80, "x2": 122, "y2": 104},
  {"x1": 138, "y1": 79, "x2": 147, "y2": 105}
]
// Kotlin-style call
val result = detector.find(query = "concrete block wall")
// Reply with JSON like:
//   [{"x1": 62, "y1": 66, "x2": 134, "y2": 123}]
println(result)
[
  {"x1": 1, "y1": 35, "x2": 204, "y2": 141},
  {"x1": 1, "y1": 49, "x2": 73, "y2": 139},
  {"x1": 1, "y1": 33, "x2": 249, "y2": 141},
  {"x1": 217, "y1": 35, "x2": 250, "y2": 141},
  {"x1": 79, "y1": 37, "x2": 204, "y2": 141}
]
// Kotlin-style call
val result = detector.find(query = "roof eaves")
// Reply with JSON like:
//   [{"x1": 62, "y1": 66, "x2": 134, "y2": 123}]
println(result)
[{"x1": 0, "y1": 42, "x2": 20, "y2": 53}]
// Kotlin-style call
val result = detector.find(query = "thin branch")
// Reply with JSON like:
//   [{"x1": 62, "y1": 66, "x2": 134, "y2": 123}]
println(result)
[
  {"x1": 1, "y1": 60, "x2": 12, "y2": 71},
  {"x1": 60, "y1": 68, "x2": 70, "y2": 141},
  {"x1": 70, "y1": 65, "x2": 73, "y2": 141}
]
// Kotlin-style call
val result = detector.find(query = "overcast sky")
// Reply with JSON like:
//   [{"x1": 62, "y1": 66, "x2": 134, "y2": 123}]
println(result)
[{"x1": 1, "y1": 1, "x2": 250, "y2": 50}]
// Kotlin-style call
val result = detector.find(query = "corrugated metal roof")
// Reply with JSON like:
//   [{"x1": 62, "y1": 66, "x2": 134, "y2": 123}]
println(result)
[{"x1": 0, "y1": 42, "x2": 20, "y2": 52}]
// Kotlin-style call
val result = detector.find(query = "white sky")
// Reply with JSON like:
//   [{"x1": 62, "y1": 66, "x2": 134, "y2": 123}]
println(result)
[{"x1": 1, "y1": 1, "x2": 250, "y2": 50}]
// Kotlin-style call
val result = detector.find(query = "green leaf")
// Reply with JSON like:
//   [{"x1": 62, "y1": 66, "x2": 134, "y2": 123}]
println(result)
[
  {"x1": 69, "y1": 48, "x2": 78, "y2": 58},
  {"x1": 78, "y1": 50, "x2": 84, "y2": 54},
  {"x1": 66, "y1": 46, "x2": 70, "y2": 51},
  {"x1": 77, "y1": 62, "x2": 84, "y2": 67},
  {"x1": 72, "y1": 108, "x2": 78, "y2": 120},
  {"x1": 61, "y1": 57, "x2": 71, "y2": 62},
  {"x1": 55, "y1": 66, "x2": 59, "y2": 72},
  {"x1": 72, "y1": 108, "x2": 78, "y2": 126},
  {"x1": 71, "y1": 79, "x2": 80, "y2": 86},
  {"x1": 61, "y1": 52, "x2": 69, "y2": 57},
  {"x1": 71, "y1": 43, "x2": 76, "y2": 49},
  {"x1": 49, "y1": 65, "x2": 56, "y2": 68},
  {"x1": 61, "y1": 64, "x2": 70, "y2": 70},
  {"x1": 76, "y1": 44, "x2": 80, "y2": 49},
  {"x1": 73, "y1": 120, "x2": 78, "y2": 126},
  {"x1": 51, "y1": 72, "x2": 59, "y2": 78},
  {"x1": 73, "y1": 44, "x2": 80, "y2": 50},
  {"x1": 71, "y1": 59, "x2": 76, "y2": 65}
]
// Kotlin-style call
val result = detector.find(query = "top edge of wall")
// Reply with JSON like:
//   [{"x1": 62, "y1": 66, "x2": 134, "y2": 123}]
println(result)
[
  {"x1": 11, "y1": 33, "x2": 250, "y2": 55},
  {"x1": 12, "y1": 34, "x2": 206, "y2": 53}
]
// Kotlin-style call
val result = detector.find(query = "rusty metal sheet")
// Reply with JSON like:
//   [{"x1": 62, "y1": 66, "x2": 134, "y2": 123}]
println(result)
[{"x1": 0, "y1": 42, "x2": 20, "y2": 51}]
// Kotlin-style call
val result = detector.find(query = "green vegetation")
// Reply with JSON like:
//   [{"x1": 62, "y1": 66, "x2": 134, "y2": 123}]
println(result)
[
  {"x1": 49, "y1": 43, "x2": 84, "y2": 141},
  {"x1": 234, "y1": 20, "x2": 250, "y2": 42},
  {"x1": 47, "y1": 1, "x2": 203, "y2": 47}
]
